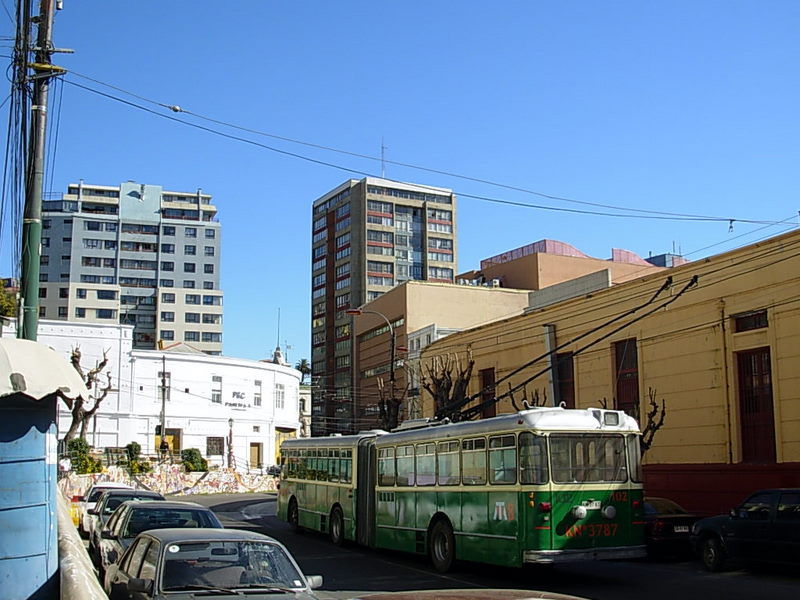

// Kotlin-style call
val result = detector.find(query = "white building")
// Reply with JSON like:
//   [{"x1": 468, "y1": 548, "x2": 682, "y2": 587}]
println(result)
[{"x1": 1, "y1": 320, "x2": 301, "y2": 470}]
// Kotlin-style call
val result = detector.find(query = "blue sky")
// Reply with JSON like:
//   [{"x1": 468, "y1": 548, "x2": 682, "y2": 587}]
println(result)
[{"x1": 1, "y1": 1, "x2": 798, "y2": 363}]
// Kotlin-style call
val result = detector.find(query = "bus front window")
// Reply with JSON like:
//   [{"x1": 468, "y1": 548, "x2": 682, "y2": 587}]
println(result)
[{"x1": 550, "y1": 434, "x2": 628, "y2": 483}]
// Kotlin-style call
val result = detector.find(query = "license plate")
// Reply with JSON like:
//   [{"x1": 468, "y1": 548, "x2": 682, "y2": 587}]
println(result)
[{"x1": 674, "y1": 525, "x2": 689, "y2": 533}]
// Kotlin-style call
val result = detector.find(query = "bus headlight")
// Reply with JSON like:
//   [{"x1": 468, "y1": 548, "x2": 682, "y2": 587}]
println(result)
[
  {"x1": 572, "y1": 505, "x2": 588, "y2": 520},
  {"x1": 602, "y1": 505, "x2": 617, "y2": 519}
]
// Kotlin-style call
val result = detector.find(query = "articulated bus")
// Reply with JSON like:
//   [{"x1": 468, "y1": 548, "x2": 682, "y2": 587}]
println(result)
[{"x1": 277, "y1": 407, "x2": 647, "y2": 572}]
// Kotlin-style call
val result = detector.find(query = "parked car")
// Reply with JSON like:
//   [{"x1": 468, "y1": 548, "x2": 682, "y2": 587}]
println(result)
[
  {"x1": 104, "y1": 527, "x2": 323, "y2": 599},
  {"x1": 87, "y1": 489, "x2": 166, "y2": 563},
  {"x1": 348, "y1": 592, "x2": 589, "y2": 600},
  {"x1": 96, "y1": 500, "x2": 223, "y2": 581},
  {"x1": 74, "y1": 481, "x2": 133, "y2": 536},
  {"x1": 643, "y1": 496, "x2": 698, "y2": 556},
  {"x1": 691, "y1": 488, "x2": 800, "y2": 571}
]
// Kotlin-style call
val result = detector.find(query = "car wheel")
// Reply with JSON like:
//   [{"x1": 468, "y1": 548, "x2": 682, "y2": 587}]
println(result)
[
  {"x1": 429, "y1": 520, "x2": 455, "y2": 573},
  {"x1": 329, "y1": 507, "x2": 344, "y2": 546},
  {"x1": 701, "y1": 536, "x2": 726, "y2": 572},
  {"x1": 288, "y1": 498, "x2": 301, "y2": 533}
]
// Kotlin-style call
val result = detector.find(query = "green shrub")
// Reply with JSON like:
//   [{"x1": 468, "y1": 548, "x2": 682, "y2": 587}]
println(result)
[
  {"x1": 67, "y1": 437, "x2": 102, "y2": 474},
  {"x1": 181, "y1": 448, "x2": 208, "y2": 472},
  {"x1": 124, "y1": 441, "x2": 152, "y2": 474}
]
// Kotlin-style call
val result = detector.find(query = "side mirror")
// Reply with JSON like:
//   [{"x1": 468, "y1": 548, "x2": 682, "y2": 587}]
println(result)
[
  {"x1": 87, "y1": 508, "x2": 99, "y2": 516},
  {"x1": 306, "y1": 575, "x2": 323, "y2": 590},
  {"x1": 101, "y1": 530, "x2": 114, "y2": 539},
  {"x1": 128, "y1": 578, "x2": 153, "y2": 594}
]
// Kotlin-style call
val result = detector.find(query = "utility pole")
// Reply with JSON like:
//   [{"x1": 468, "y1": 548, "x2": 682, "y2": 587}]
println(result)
[
  {"x1": 160, "y1": 354, "x2": 167, "y2": 448},
  {"x1": 18, "y1": 0, "x2": 61, "y2": 340}
]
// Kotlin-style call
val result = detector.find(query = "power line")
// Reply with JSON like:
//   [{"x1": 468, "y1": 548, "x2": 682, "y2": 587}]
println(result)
[{"x1": 61, "y1": 74, "x2": 785, "y2": 226}]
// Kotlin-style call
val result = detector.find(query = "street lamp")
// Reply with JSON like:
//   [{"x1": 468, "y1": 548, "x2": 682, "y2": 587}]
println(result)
[
  {"x1": 346, "y1": 308, "x2": 396, "y2": 428},
  {"x1": 227, "y1": 418, "x2": 234, "y2": 470},
  {"x1": 346, "y1": 308, "x2": 396, "y2": 387}
]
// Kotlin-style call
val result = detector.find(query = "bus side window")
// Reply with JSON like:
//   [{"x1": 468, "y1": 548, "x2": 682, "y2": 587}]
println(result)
[
  {"x1": 489, "y1": 435, "x2": 516, "y2": 484},
  {"x1": 396, "y1": 446, "x2": 414, "y2": 486},
  {"x1": 519, "y1": 432, "x2": 548, "y2": 484},
  {"x1": 378, "y1": 447, "x2": 396, "y2": 486},
  {"x1": 462, "y1": 438, "x2": 487, "y2": 485}
]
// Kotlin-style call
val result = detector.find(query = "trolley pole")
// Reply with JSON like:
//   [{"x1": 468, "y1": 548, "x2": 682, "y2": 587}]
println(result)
[{"x1": 18, "y1": 0, "x2": 58, "y2": 341}]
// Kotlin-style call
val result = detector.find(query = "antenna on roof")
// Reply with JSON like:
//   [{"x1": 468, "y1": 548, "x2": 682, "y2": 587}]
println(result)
[{"x1": 381, "y1": 137, "x2": 388, "y2": 178}]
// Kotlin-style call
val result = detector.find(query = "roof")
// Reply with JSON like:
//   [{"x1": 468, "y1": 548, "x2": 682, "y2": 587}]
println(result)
[
  {"x1": 0, "y1": 338, "x2": 89, "y2": 401},
  {"x1": 121, "y1": 500, "x2": 206, "y2": 510},
  {"x1": 136, "y1": 527, "x2": 278, "y2": 545}
]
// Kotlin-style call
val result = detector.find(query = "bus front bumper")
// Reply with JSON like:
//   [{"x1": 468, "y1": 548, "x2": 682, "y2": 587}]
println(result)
[{"x1": 523, "y1": 545, "x2": 647, "y2": 564}]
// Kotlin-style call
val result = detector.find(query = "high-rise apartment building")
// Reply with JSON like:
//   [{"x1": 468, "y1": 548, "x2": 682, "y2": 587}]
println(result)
[
  {"x1": 310, "y1": 177, "x2": 457, "y2": 435},
  {"x1": 38, "y1": 181, "x2": 223, "y2": 354}
]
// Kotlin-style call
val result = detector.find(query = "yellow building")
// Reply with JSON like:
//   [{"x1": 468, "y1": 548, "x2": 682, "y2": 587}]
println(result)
[{"x1": 419, "y1": 229, "x2": 800, "y2": 514}]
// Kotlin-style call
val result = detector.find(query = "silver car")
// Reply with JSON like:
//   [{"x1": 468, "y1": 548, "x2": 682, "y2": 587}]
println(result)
[{"x1": 104, "y1": 528, "x2": 323, "y2": 599}]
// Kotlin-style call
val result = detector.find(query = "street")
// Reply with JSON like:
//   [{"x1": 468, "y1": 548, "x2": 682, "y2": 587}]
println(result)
[{"x1": 188, "y1": 493, "x2": 800, "y2": 600}]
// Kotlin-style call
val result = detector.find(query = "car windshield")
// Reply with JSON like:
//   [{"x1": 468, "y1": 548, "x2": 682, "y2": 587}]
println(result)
[
  {"x1": 645, "y1": 498, "x2": 687, "y2": 515},
  {"x1": 161, "y1": 541, "x2": 304, "y2": 591},
  {"x1": 104, "y1": 495, "x2": 156, "y2": 514},
  {"x1": 124, "y1": 509, "x2": 218, "y2": 537}
]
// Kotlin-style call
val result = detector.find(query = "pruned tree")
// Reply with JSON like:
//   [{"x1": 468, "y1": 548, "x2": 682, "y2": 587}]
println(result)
[
  {"x1": 638, "y1": 388, "x2": 667, "y2": 455},
  {"x1": 62, "y1": 346, "x2": 113, "y2": 442},
  {"x1": 376, "y1": 375, "x2": 409, "y2": 432},
  {"x1": 507, "y1": 384, "x2": 548, "y2": 411},
  {"x1": 421, "y1": 346, "x2": 474, "y2": 420},
  {"x1": 597, "y1": 388, "x2": 666, "y2": 455}
]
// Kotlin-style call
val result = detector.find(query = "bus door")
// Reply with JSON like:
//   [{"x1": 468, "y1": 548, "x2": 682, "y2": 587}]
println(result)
[
  {"x1": 519, "y1": 433, "x2": 553, "y2": 554},
  {"x1": 356, "y1": 437, "x2": 377, "y2": 547}
]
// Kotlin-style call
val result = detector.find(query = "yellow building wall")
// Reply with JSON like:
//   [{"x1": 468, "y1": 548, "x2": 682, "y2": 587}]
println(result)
[{"x1": 419, "y1": 230, "x2": 800, "y2": 511}]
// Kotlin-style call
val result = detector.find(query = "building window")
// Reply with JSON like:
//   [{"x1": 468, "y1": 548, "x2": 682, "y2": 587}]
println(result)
[
  {"x1": 161, "y1": 261, "x2": 174, "y2": 271},
  {"x1": 202, "y1": 332, "x2": 221, "y2": 343},
  {"x1": 96, "y1": 308, "x2": 115, "y2": 319},
  {"x1": 737, "y1": 347, "x2": 775, "y2": 463},
  {"x1": 185, "y1": 331, "x2": 200, "y2": 342},
  {"x1": 205, "y1": 229, "x2": 215, "y2": 239},
  {"x1": 556, "y1": 352, "x2": 575, "y2": 409},
  {"x1": 184, "y1": 245, "x2": 196, "y2": 255},
  {"x1": 207, "y1": 437, "x2": 224, "y2": 455},
  {"x1": 75, "y1": 307, "x2": 86, "y2": 318},
  {"x1": 183, "y1": 280, "x2": 196, "y2": 288},
  {"x1": 203, "y1": 295, "x2": 221, "y2": 306},
  {"x1": 39, "y1": 306, "x2": 46, "y2": 317},
  {"x1": 733, "y1": 310, "x2": 768, "y2": 333},
  {"x1": 185, "y1": 312, "x2": 200, "y2": 323},
  {"x1": 203, "y1": 281, "x2": 214, "y2": 290},
  {"x1": 275, "y1": 384, "x2": 285, "y2": 409},
  {"x1": 254, "y1": 380, "x2": 262, "y2": 406},
  {"x1": 614, "y1": 338, "x2": 639, "y2": 416},
  {"x1": 161, "y1": 330, "x2": 174, "y2": 341},
  {"x1": 479, "y1": 368, "x2": 496, "y2": 419},
  {"x1": 204, "y1": 246, "x2": 215, "y2": 256},
  {"x1": 185, "y1": 227, "x2": 197, "y2": 238},
  {"x1": 97, "y1": 290, "x2": 117, "y2": 300},
  {"x1": 161, "y1": 292, "x2": 175, "y2": 303},
  {"x1": 157, "y1": 371, "x2": 171, "y2": 402},
  {"x1": 161, "y1": 244, "x2": 175, "y2": 254},
  {"x1": 162, "y1": 226, "x2": 175, "y2": 236},
  {"x1": 185, "y1": 294, "x2": 200, "y2": 304},
  {"x1": 58, "y1": 306, "x2": 68, "y2": 318},
  {"x1": 202, "y1": 313, "x2": 221, "y2": 324},
  {"x1": 211, "y1": 375, "x2": 222, "y2": 403},
  {"x1": 184, "y1": 263, "x2": 196, "y2": 273},
  {"x1": 161, "y1": 311, "x2": 175, "y2": 322}
]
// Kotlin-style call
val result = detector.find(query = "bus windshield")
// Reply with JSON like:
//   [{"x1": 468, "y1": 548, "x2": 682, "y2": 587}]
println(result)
[{"x1": 550, "y1": 433, "x2": 628, "y2": 483}]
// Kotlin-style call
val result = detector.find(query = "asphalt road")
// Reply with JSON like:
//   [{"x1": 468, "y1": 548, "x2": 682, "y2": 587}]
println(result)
[{"x1": 187, "y1": 493, "x2": 800, "y2": 600}]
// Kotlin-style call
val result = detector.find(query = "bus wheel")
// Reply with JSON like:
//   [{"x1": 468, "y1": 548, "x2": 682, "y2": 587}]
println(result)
[
  {"x1": 429, "y1": 520, "x2": 455, "y2": 573},
  {"x1": 288, "y1": 498, "x2": 301, "y2": 532},
  {"x1": 330, "y1": 506, "x2": 344, "y2": 546}
]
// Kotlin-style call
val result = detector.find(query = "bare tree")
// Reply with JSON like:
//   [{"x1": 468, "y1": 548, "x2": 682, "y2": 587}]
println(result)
[
  {"x1": 507, "y1": 384, "x2": 548, "y2": 411},
  {"x1": 375, "y1": 375, "x2": 409, "y2": 431},
  {"x1": 421, "y1": 347, "x2": 474, "y2": 420},
  {"x1": 597, "y1": 389, "x2": 666, "y2": 455},
  {"x1": 62, "y1": 346, "x2": 114, "y2": 442}
]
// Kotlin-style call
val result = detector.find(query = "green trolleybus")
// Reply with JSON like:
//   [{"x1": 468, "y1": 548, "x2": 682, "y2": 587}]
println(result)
[{"x1": 277, "y1": 407, "x2": 647, "y2": 572}]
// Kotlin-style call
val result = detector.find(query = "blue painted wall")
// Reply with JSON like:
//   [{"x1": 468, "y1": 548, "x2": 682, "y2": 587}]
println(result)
[{"x1": 0, "y1": 394, "x2": 58, "y2": 599}]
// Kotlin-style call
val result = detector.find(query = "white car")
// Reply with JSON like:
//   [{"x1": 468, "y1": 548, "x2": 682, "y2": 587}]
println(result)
[{"x1": 75, "y1": 482, "x2": 133, "y2": 537}]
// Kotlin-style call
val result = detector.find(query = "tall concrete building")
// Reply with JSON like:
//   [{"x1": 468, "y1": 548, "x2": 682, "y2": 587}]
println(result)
[
  {"x1": 38, "y1": 181, "x2": 223, "y2": 354},
  {"x1": 310, "y1": 177, "x2": 457, "y2": 435}
]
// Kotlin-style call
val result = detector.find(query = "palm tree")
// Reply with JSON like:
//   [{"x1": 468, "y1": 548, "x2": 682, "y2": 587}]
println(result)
[{"x1": 295, "y1": 358, "x2": 311, "y2": 384}]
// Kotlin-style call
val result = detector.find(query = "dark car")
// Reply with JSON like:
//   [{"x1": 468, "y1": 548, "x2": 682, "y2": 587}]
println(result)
[
  {"x1": 104, "y1": 527, "x2": 323, "y2": 600},
  {"x1": 643, "y1": 496, "x2": 698, "y2": 556},
  {"x1": 88, "y1": 489, "x2": 166, "y2": 563},
  {"x1": 96, "y1": 500, "x2": 223, "y2": 581},
  {"x1": 691, "y1": 488, "x2": 800, "y2": 571}
]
